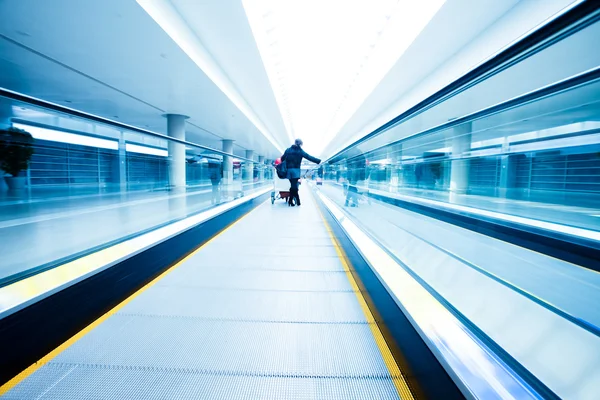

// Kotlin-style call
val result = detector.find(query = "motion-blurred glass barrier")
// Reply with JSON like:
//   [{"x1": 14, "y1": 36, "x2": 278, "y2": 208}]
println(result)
[
  {"x1": 0, "y1": 94, "x2": 271, "y2": 285},
  {"x1": 320, "y1": 71, "x2": 600, "y2": 234},
  {"x1": 317, "y1": 7, "x2": 600, "y2": 237}
]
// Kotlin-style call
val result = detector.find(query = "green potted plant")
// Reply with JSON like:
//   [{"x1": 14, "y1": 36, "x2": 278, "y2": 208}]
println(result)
[{"x1": 0, "y1": 126, "x2": 35, "y2": 190}]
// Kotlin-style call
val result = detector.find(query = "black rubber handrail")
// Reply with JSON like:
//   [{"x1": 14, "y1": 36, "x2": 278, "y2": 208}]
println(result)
[{"x1": 326, "y1": 0, "x2": 600, "y2": 164}]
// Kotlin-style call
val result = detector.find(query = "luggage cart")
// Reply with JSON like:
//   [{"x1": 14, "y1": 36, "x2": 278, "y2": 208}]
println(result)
[{"x1": 271, "y1": 175, "x2": 301, "y2": 204}]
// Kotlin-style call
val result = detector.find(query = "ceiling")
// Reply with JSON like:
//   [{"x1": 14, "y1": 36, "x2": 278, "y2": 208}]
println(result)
[
  {"x1": 0, "y1": 0, "x2": 285, "y2": 159},
  {"x1": 239, "y1": 0, "x2": 448, "y2": 155},
  {"x1": 0, "y1": 0, "x2": 575, "y2": 161}
]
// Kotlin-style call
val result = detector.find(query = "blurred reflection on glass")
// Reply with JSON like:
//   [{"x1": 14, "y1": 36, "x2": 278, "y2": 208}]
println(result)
[
  {"x1": 344, "y1": 147, "x2": 368, "y2": 208},
  {"x1": 0, "y1": 95, "x2": 271, "y2": 284},
  {"x1": 321, "y1": 76, "x2": 600, "y2": 232}
]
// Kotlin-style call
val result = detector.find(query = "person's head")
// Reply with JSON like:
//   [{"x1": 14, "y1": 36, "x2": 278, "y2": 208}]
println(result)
[{"x1": 294, "y1": 138, "x2": 303, "y2": 147}]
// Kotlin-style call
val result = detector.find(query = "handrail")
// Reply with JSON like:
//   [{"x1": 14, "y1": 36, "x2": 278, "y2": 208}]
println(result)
[
  {"x1": 0, "y1": 87, "x2": 260, "y2": 164},
  {"x1": 326, "y1": 0, "x2": 600, "y2": 164}
]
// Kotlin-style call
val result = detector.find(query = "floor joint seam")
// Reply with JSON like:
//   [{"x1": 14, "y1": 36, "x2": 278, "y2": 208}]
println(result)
[
  {"x1": 113, "y1": 313, "x2": 371, "y2": 324},
  {"x1": 43, "y1": 363, "x2": 400, "y2": 379},
  {"x1": 168, "y1": 268, "x2": 347, "y2": 273},
  {"x1": 204, "y1": 244, "x2": 338, "y2": 248},
  {"x1": 150, "y1": 286, "x2": 357, "y2": 293},
  {"x1": 191, "y1": 254, "x2": 342, "y2": 259}
]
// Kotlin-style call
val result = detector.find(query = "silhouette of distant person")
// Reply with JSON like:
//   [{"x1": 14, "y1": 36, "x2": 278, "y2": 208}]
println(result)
[
  {"x1": 415, "y1": 163, "x2": 423, "y2": 188},
  {"x1": 208, "y1": 159, "x2": 223, "y2": 205},
  {"x1": 345, "y1": 148, "x2": 367, "y2": 207}
]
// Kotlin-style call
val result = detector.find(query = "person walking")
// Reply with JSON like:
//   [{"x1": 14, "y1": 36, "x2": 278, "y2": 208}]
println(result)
[
  {"x1": 280, "y1": 139, "x2": 321, "y2": 206},
  {"x1": 344, "y1": 147, "x2": 367, "y2": 207},
  {"x1": 208, "y1": 158, "x2": 223, "y2": 205}
]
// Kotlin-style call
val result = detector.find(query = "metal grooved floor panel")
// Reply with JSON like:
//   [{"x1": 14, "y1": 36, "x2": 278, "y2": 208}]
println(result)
[{"x1": 5, "y1": 189, "x2": 403, "y2": 399}]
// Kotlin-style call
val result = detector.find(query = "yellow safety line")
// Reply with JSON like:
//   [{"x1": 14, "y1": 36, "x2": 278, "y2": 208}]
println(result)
[
  {"x1": 315, "y1": 196, "x2": 416, "y2": 400},
  {"x1": 0, "y1": 207, "x2": 257, "y2": 396}
]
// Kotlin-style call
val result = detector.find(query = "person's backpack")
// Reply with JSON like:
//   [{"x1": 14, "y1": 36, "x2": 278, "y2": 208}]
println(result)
[{"x1": 275, "y1": 160, "x2": 287, "y2": 179}]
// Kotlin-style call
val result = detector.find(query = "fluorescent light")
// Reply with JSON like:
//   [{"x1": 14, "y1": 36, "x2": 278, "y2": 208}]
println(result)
[
  {"x1": 369, "y1": 158, "x2": 392, "y2": 165},
  {"x1": 243, "y1": 0, "x2": 446, "y2": 155},
  {"x1": 509, "y1": 133, "x2": 600, "y2": 154},
  {"x1": 508, "y1": 121, "x2": 600, "y2": 143},
  {"x1": 471, "y1": 138, "x2": 504, "y2": 148},
  {"x1": 125, "y1": 143, "x2": 168, "y2": 157},
  {"x1": 13, "y1": 123, "x2": 118, "y2": 150}
]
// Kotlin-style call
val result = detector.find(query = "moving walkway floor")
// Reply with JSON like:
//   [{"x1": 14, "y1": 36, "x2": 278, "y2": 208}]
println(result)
[{"x1": 2, "y1": 189, "x2": 414, "y2": 399}]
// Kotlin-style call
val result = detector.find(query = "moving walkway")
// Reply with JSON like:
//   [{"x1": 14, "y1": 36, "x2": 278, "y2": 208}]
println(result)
[
  {"x1": 1, "y1": 188, "x2": 457, "y2": 399},
  {"x1": 3, "y1": 184, "x2": 580, "y2": 399},
  {"x1": 2, "y1": 3, "x2": 600, "y2": 398}
]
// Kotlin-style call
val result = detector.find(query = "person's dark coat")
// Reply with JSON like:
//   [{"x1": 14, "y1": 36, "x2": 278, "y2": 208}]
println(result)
[{"x1": 281, "y1": 144, "x2": 321, "y2": 179}]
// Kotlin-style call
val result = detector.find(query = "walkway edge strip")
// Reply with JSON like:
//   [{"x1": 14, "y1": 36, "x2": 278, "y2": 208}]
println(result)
[
  {"x1": 313, "y1": 186, "x2": 544, "y2": 399},
  {"x1": 313, "y1": 191, "x2": 415, "y2": 400},
  {"x1": 0, "y1": 199, "x2": 261, "y2": 395}
]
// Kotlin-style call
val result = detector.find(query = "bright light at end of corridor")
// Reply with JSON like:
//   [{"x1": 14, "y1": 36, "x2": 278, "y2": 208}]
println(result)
[{"x1": 243, "y1": 0, "x2": 446, "y2": 156}]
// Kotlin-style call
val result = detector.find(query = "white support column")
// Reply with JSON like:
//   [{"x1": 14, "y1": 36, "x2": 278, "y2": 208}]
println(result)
[
  {"x1": 222, "y1": 139, "x2": 234, "y2": 185},
  {"x1": 450, "y1": 122, "x2": 472, "y2": 194},
  {"x1": 245, "y1": 150, "x2": 254, "y2": 183},
  {"x1": 166, "y1": 114, "x2": 187, "y2": 189}
]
